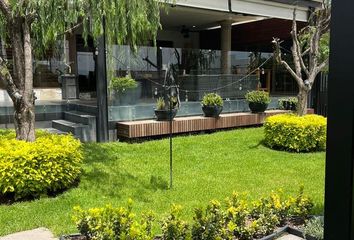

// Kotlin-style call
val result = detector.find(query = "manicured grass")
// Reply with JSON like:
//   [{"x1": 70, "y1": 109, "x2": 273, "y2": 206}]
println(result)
[{"x1": 0, "y1": 127, "x2": 325, "y2": 237}]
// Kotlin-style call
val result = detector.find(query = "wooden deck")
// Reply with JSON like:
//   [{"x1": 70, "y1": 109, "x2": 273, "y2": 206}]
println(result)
[{"x1": 117, "y1": 110, "x2": 296, "y2": 139}]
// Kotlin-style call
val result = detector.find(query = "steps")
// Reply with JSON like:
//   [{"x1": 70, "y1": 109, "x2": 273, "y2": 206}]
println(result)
[{"x1": 51, "y1": 111, "x2": 96, "y2": 142}]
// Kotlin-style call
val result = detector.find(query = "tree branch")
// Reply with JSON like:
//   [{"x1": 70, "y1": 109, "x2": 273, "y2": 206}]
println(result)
[
  {"x1": 316, "y1": 58, "x2": 329, "y2": 75},
  {"x1": 291, "y1": 9, "x2": 309, "y2": 81},
  {"x1": 272, "y1": 38, "x2": 303, "y2": 86},
  {"x1": 59, "y1": 22, "x2": 83, "y2": 36},
  {"x1": 0, "y1": 0, "x2": 11, "y2": 19},
  {"x1": 0, "y1": 57, "x2": 22, "y2": 102},
  {"x1": 302, "y1": 48, "x2": 310, "y2": 56}
]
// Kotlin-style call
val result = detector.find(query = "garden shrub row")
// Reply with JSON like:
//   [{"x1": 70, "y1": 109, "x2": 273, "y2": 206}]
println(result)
[
  {"x1": 73, "y1": 187, "x2": 313, "y2": 240},
  {"x1": 0, "y1": 130, "x2": 83, "y2": 201},
  {"x1": 264, "y1": 114, "x2": 327, "y2": 152}
]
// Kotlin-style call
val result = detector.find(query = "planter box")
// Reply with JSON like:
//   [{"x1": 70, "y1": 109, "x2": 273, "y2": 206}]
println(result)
[
  {"x1": 60, "y1": 227, "x2": 317, "y2": 240},
  {"x1": 59, "y1": 226, "x2": 317, "y2": 240}
]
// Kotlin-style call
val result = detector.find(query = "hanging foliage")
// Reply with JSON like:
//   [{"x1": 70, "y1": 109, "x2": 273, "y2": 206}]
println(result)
[{"x1": 0, "y1": 0, "x2": 169, "y2": 141}]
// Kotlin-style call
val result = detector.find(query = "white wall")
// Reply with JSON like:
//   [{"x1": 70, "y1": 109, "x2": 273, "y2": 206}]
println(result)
[
  {"x1": 174, "y1": 0, "x2": 229, "y2": 12},
  {"x1": 0, "y1": 89, "x2": 62, "y2": 102}
]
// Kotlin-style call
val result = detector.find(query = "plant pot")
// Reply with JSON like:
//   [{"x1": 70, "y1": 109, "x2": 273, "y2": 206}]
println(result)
[
  {"x1": 290, "y1": 102, "x2": 297, "y2": 111},
  {"x1": 282, "y1": 101, "x2": 296, "y2": 111},
  {"x1": 154, "y1": 109, "x2": 178, "y2": 121},
  {"x1": 248, "y1": 102, "x2": 268, "y2": 113},
  {"x1": 202, "y1": 105, "x2": 223, "y2": 118}
]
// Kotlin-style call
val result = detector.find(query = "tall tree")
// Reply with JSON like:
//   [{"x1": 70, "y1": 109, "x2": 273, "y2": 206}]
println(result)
[
  {"x1": 0, "y1": 0, "x2": 164, "y2": 141},
  {"x1": 272, "y1": 4, "x2": 330, "y2": 116}
]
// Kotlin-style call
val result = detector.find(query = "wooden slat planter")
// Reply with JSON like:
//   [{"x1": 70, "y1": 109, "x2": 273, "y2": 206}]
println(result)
[{"x1": 116, "y1": 110, "x2": 297, "y2": 139}]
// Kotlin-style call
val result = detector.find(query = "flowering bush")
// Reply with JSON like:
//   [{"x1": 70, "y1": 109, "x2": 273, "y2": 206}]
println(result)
[{"x1": 0, "y1": 130, "x2": 82, "y2": 201}]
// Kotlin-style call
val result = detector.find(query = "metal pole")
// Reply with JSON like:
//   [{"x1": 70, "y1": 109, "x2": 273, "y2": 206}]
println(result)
[
  {"x1": 324, "y1": 1, "x2": 354, "y2": 239},
  {"x1": 96, "y1": 16, "x2": 109, "y2": 142},
  {"x1": 169, "y1": 96, "x2": 173, "y2": 189}
]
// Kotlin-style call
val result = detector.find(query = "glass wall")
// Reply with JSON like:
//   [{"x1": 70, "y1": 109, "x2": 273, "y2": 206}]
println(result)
[{"x1": 107, "y1": 45, "x2": 276, "y2": 122}]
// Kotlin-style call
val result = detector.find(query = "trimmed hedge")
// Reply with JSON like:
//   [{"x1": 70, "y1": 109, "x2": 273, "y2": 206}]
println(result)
[
  {"x1": 264, "y1": 114, "x2": 327, "y2": 152},
  {"x1": 0, "y1": 131, "x2": 83, "y2": 201},
  {"x1": 73, "y1": 188, "x2": 313, "y2": 240}
]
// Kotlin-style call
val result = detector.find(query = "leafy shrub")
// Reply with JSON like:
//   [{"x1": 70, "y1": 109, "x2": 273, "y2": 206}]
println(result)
[
  {"x1": 156, "y1": 97, "x2": 166, "y2": 110},
  {"x1": 201, "y1": 93, "x2": 223, "y2": 107},
  {"x1": 74, "y1": 200, "x2": 155, "y2": 240},
  {"x1": 192, "y1": 200, "x2": 228, "y2": 240},
  {"x1": 303, "y1": 217, "x2": 324, "y2": 240},
  {"x1": 155, "y1": 97, "x2": 178, "y2": 110},
  {"x1": 161, "y1": 205, "x2": 189, "y2": 240},
  {"x1": 73, "y1": 189, "x2": 314, "y2": 240},
  {"x1": 251, "y1": 187, "x2": 313, "y2": 225},
  {"x1": 0, "y1": 131, "x2": 83, "y2": 200},
  {"x1": 278, "y1": 97, "x2": 298, "y2": 110},
  {"x1": 264, "y1": 114, "x2": 327, "y2": 152},
  {"x1": 287, "y1": 186, "x2": 314, "y2": 218},
  {"x1": 245, "y1": 90, "x2": 271, "y2": 104},
  {"x1": 110, "y1": 75, "x2": 137, "y2": 92}
]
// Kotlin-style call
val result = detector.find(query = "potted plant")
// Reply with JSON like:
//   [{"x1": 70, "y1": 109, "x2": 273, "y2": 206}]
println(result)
[
  {"x1": 245, "y1": 90, "x2": 271, "y2": 113},
  {"x1": 154, "y1": 97, "x2": 178, "y2": 121},
  {"x1": 201, "y1": 93, "x2": 223, "y2": 117},
  {"x1": 279, "y1": 97, "x2": 298, "y2": 111},
  {"x1": 110, "y1": 75, "x2": 141, "y2": 106}
]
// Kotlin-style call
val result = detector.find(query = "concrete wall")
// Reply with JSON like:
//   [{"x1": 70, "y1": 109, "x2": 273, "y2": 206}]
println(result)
[{"x1": 0, "y1": 88, "x2": 62, "y2": 103}]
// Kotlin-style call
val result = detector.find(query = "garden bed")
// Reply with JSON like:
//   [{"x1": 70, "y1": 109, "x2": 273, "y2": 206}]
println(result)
[{"x1": 60, "y1": 226, "x2": 317, "y2": 240}]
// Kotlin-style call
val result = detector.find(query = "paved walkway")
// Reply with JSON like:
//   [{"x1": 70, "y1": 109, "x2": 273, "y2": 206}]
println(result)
[
  {"x1": 0, "y1": 228, "x2": 57, "y2": 240},
  {"x1": 277, "y1": 234, "x2": 304, "y2": 240},
  {"x1": 0, "y1": 228, "x2": 304, "y2": 240}
]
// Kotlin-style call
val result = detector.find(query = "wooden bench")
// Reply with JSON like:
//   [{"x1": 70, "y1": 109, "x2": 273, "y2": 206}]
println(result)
[{"x1": 116, "y1": 110, "x2": 295, "y2": 139}]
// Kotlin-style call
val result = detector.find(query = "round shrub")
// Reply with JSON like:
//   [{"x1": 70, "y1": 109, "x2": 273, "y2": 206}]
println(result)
[
  {"x1": 0, "y1": 131, "x2": 83, "y2": 201},
  {"x1": 264, "y1": 114, "x2": 327, "y2": 152}
]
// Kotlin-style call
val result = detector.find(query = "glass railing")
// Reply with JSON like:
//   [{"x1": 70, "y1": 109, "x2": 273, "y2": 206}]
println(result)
[{"x1": 106, "y1": 45, "x2": 276, "y2": 121}]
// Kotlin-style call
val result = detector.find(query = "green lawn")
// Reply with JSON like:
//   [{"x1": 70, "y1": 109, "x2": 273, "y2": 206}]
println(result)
[{"x1": 0, "y1": 127, "x2": 325, "y2": 237}]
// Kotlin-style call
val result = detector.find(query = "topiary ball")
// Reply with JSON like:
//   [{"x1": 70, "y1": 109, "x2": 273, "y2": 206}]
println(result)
[
  {"x1": 0, "y1": 131, "x2": 83, "y2": 201},
  {"x1": 264, "y1": 114, "x2": 327, "y2": 152}
]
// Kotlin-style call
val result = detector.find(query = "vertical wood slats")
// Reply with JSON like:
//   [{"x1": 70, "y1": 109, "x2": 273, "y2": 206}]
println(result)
[{"x1": 116, "y1": 110, "x2": 301, "y2": 139}]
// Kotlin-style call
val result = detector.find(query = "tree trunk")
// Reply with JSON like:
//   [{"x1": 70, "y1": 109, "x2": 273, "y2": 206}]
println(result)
[
  {"x1": 11, "y1": 17, "x2": 35, "y2": 141},
  {"x1": 297, "y1": 87, "x2": 310, "y2": 116}
]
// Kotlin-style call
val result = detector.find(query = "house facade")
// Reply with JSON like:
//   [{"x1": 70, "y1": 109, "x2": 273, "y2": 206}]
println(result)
[{"x1": 0, "y1": 0, "x2": 322, "y2": 141}]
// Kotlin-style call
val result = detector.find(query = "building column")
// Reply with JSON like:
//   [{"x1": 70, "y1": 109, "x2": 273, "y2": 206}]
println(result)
[
  {"x1": 220, "y1": 20, "x2": 233, "y2": 74},
  {"x1": 324, "y1": 0, "x2": 354, "y2": 239},
  {"x1": 95, "y1": 18, "x2": 109, "y2": 143},
  {"x1": 68, "y1": 34, "x2": 77, "y2": 75}
]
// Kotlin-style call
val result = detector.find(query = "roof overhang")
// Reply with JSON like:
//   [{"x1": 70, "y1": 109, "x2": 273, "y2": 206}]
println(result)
[
  {"x1": 168, "y1": 0, "x2": 322, "y2": 22},
  {"x1": 230, "y1": 0, "x2": 314, "y2": 21},
  {"x1": 160, "y1": 6, "x2": 266, "y2": 31}
]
